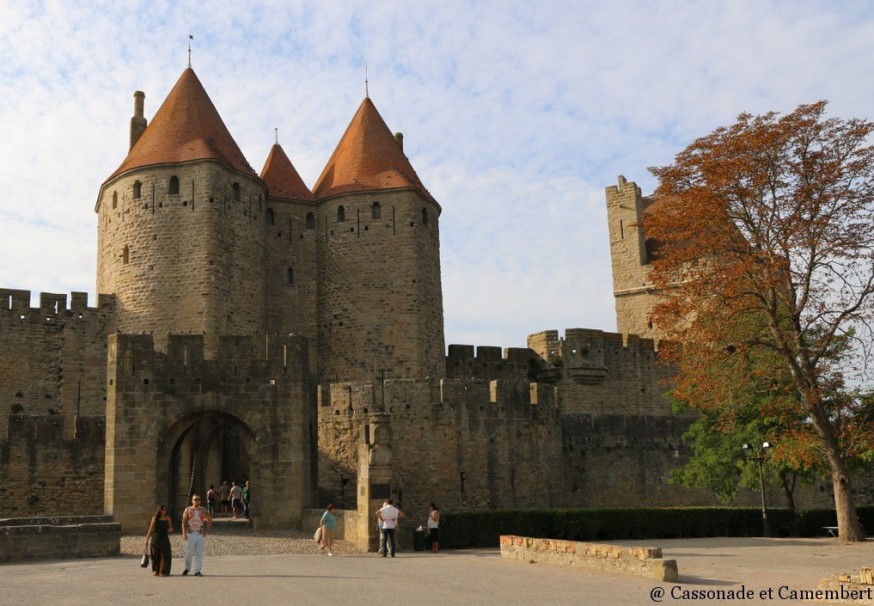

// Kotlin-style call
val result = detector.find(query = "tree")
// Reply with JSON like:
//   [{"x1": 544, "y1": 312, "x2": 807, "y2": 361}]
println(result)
[{"x1": 646, "y1": 101, "x2": 874, "y2": 542}]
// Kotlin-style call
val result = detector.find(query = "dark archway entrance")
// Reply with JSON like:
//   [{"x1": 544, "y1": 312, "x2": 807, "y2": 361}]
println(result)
[{"x1": 165, "y1": 413, "x2": 254, "y2": 520}]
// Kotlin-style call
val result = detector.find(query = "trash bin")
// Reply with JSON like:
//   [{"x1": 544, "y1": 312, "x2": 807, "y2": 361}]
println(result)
[{"x1": 413, "y1": 527, "x2": 426, "y2": 551}]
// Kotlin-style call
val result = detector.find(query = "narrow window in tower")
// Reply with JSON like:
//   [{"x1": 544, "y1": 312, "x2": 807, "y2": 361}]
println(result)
[
  {"x1": 421, "y1": 208, "x2": 429, "y2": 225},
  {"x1": 112, "y1": 191, "x2": 118, "y2": 209},
  {"x1": 372, "y1": 202, "x2": 381, "y2": 219},
  {"x1": 233, "y1": 182, "x2": 241, "y2": 202},
  {"x1": 619, "y1": 220, "x2": 624, "y2": 240},
  {"x1": 286, "y1": 267, "x2": 294, "y2": 285},
  {"x1": 266, "y1": 208, "x2": 275, "y2": 225},
  {"x1": 337, "y1": 206, "x2": 346, "y2": 222},
  {"x1": 305, "y1": 212, "x2": 315, "y2": 229},
  {"x1": 133, "y1": 181, "x2": 142, "y2": 199},
  {"x1": 169, "y1": 176, "x2": 180, "y2": 195},
  {"x1": 122, "y1": 245, "x2": 130, "y2": 265}
]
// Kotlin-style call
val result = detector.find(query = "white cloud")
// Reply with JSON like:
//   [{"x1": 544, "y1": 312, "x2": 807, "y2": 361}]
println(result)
[{"x1": 1, "y1": 0, "x2": 873, "y2": 348}]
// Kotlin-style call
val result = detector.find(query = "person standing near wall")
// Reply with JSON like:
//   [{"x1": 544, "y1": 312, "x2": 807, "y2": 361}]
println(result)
[
  {"x1": 319, "y1": 504, "x2": 336, "y2": 556},
  {"x1": 206, "y1": 485, "x2": 218, "y2": 517},
  {"x1": 243, "y1": 480, "x2": 251, "y2": 519},
  {"x1": 376, "y1": 499, "x2": 403, "y2": 557},
  {"x1": 181, "y1": 494, "x2": 212, "y2": 577},
  {"x1": 229, "y1": 481, "x2": 243, "y2": 519},
  {"x1": 427, "y1": 503, "x2": 440, "y2": 554},
  {"x1": 219, "y1": 480, "x2": 231, "y2": 517}
]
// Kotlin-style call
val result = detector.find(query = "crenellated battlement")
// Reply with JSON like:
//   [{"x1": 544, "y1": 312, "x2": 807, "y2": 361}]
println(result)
[
  {"x1": 4, "y1": 414, "x2": 105, "y2": 445},
  {"x1": 108, "y1": 333, "x2": 310, "y2": 389},
  {"x1": 0, "y1": 289, "x2": 115, "y2": 323},
  {"x1": 445, "y1": 344, "x2": 537, "y2": 380},
  {"x1": 0, "y1": 414, "x2": 106, "y2": 518},
  {"x1": 317, "y1": 376, "x2": 558, "y2": 421}
]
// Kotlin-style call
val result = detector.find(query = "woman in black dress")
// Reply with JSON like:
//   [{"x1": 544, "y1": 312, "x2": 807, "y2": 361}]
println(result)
[{"x1": 144, "y1": 504, "x2": 174, "y2": 576}]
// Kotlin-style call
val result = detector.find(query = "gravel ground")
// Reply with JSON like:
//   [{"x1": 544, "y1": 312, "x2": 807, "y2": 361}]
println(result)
[{"x1": 122, "y1": 521, "x2": 361, "y2": 557}]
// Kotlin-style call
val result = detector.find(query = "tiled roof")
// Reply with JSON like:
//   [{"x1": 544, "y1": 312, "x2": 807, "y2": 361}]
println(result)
[
  {"x1": 313, "y1": 98, "x2": 434, "y2": 202},
  {"x1": 105, "y1": 68, "x2": 256, "y2": 183},
  {"x1": 260, "y1": 143, "x2": 315, "y2": 202}
]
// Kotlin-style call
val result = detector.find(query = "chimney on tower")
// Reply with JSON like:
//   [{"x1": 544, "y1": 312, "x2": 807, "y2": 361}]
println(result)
[{"x1": 130, "y1": 91, "x2": 147, "y2": 149}]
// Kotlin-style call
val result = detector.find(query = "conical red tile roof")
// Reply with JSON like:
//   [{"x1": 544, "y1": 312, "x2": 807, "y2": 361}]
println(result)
[
  {"x1": 105, "y1": 68, "x2": 256, "y2": 182},
  {"x1": 313, "y1": 98, "x2": 434, "y2": 201},
  {"x1": 260, "y1": 143, "x2": 314, "y2": 201}
]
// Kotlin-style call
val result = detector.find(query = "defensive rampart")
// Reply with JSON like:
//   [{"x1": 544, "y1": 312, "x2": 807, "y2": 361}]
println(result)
[
  {"x1": 0, "y1": 415, "x2": 105, "y2": 517},
  {"x1": 0, "y1": 290, "x2": 115, "y2": 437}
]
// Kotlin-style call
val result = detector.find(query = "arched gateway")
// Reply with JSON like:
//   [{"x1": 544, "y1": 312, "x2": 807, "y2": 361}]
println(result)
[{"x1": 104, "y1": 333, "x2": 316, "y2": 531}]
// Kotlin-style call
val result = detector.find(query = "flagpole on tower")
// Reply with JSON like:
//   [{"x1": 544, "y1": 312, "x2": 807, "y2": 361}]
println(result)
[{"x1": 188, "y1": 31, "x2": 194, "y2": 68}]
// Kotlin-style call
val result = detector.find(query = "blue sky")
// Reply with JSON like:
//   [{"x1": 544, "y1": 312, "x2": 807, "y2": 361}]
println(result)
[{"x1": 1, "y1": 0, "x2": 872, "y2": 349}]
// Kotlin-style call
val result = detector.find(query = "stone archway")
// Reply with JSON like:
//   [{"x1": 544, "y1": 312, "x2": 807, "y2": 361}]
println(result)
[
  {"x1": 104, "y1": 333, "x2": 316, "y2": 531},
  {"x1": 160, "y1": 412, "x2": 256, "y2": 521}
]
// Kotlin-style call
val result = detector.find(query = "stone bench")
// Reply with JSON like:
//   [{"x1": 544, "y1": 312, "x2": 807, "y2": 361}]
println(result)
[
  {"x1": 500, "y1": 535, "x2": 678, "y2": 581},
  {"x1": 0, "y1": 516, "x2": 120, "y2": 562}
]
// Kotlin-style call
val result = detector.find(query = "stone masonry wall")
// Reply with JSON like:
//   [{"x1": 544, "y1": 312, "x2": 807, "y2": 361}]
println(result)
[
  {"x1": 97, "y1": 163, "x2": 267, "y2": 355},
  {"x1": 0, "y1": 290, "x2": 114, "y2": 438},
  {"x1": 264, "y1": 197, "x2": 319, "y2": 369},
  {"x1": 606, "y1": 176, "x2": 657, "y2": 338},
  {"x1": 0, "y1": 415, "x2": 105, "y2": 517},
  {"x1": 318, "y1": 378, "x2": 563, "y2": 530},
  {"x1": 316, "y1": 189, "x2": 445, "y2": 382}
]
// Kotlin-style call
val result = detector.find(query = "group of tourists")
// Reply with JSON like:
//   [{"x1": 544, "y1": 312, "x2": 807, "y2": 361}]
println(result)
[
  {"x1": 313, "y1": 499, "x2": 440, "y2": 557},
  {"x1": 144, "y1": 487, "x2": 439, "y2": 577},
  {"x1": 143, "y1": 477, "x2": 250, "y2": 578},
  {"x1": 206, "y1": 480, "x2": 251, "y2": 519}
]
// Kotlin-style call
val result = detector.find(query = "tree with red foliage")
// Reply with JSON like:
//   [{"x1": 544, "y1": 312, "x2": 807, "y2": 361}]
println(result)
[{"x1": 646, "y1": 101, "x2": 874, "y2": 542}]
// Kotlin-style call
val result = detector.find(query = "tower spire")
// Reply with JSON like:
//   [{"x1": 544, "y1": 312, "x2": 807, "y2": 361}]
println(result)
[
  {"x1": 275, "y1": 127, "x2": 279, "y2": 144},
  {"x1": 365, "y1": 64, "x2": 369, "y2": 99},
  {"x1": 188, "y1": 31, "x2": 194, "y2": 68}
]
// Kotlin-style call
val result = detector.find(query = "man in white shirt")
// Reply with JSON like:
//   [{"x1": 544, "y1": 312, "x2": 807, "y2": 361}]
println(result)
[
  {"x1": 181, "y1": 494, "x2": 213, "y2": 576},
  {"x1": 376, "y1": 499, "x2": 404, "y2": 557}
]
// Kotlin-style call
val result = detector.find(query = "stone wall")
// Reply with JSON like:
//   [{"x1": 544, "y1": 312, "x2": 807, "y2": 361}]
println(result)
[
  {"x1": 0, "y1": 290, "x2": 114, "y2": 437},
  {"x1": 264, "y1": 197, "x2": 319, "y2": 369},
  {"x1": 0, "y1": 415, "x2": 105, "y2": 517},
  {"x1": 500, "y1": 535, "x2": 678, "y2": 581},
  {"x1": 97, "y1": 163, "x2": 267, "y2": 356},
  {"x1": 0, "y1": 515, "x2": 120, "y2": 562},
  {"x1": 315, "y1": 189, "x2": 445, "y2": 382},
  {"x1": 605, "y1": 176, "x2": 658, "y2": 338},
  {"x1": 104, "y1": 333, "x2": 316, "y2": 532}
]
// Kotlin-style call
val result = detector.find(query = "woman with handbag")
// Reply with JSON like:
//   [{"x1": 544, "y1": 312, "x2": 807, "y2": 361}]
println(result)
[{"x1": 144, "y1": 504, "x2": 174, "y2": 576}]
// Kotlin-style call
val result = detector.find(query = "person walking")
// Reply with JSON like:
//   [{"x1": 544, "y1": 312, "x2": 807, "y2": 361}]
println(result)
[
  {"x1": 427, "y1": 502, "x2": 440, "y2": 553},
  {"x1": 376, "y1": 499, "x2": 403, "y2": 557},
  {"x1": 144, "y1": 504, "x2": 173, "y2": 576},
  {"x1": 181, "y1": 494, "x2": 212, "y2": 576},
  {"x1": 319, "y1": 504, "x2": 336, "y2": 556}
]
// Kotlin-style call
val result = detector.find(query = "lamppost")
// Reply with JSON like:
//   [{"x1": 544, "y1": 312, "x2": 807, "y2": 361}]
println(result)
[{"x1": 742, "y1": 441, "x2": 772, "y2": 537}]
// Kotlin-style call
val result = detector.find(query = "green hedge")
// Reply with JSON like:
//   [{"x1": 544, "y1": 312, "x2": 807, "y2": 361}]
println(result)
[{"x1": 439, "y1": 506, "x2": 874, "y2": 548}]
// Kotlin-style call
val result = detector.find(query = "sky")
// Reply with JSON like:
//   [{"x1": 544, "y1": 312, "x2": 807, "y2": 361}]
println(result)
[{"x1": 1, "y1": 0, "x2": 873, "y2": 350}]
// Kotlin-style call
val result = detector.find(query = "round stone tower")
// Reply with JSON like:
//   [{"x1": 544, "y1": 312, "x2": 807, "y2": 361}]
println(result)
[
  {"x1": 96, "y1": 68, "x2": 267, "y2": 355},
  {"x1": 312, "y1": 97, "x2": 445, "y2": 382}
]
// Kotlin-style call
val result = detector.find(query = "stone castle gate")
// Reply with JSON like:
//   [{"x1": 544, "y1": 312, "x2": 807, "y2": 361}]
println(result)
[{"x1": 104, "y1": 333, "x2": 317, "y2": 531}]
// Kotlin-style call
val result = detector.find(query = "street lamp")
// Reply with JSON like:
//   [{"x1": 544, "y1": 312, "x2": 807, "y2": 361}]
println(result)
[{"x1": 742, "y1": 441, "x2": 772, "y2": 537}]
